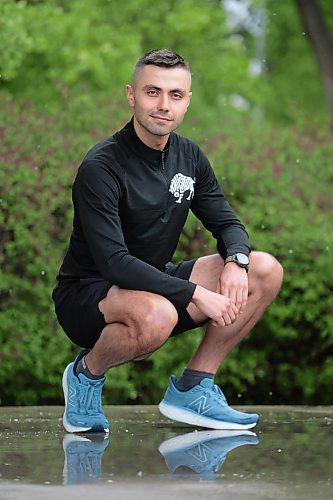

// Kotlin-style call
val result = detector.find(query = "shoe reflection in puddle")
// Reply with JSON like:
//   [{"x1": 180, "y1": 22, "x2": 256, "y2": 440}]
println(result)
[
  {"x1": 159, "y1": 429, "x2": 259, "y2": 479},
  {"x1": 62, "y1": 433, "x2": 109, "y2": 484}
]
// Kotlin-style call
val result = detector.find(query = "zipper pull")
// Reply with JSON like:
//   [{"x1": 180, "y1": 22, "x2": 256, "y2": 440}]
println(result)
[{"x1": 161, "y1": 151, "x2": 165, "y2": 170}]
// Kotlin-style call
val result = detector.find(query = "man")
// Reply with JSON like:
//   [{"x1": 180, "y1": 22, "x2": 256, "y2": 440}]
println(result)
[{"x1": 53, "y1": 49, "x2": 283, "y2": 434}]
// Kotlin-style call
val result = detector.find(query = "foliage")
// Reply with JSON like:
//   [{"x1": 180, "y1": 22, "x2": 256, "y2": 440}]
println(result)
[
  {"x1": 260, "y1": 0, "x2": 328, "y2": 124},
  {"x1": 1, "y1": 95, "x2": 332, "y2": 405},
  {"x1": 189, "y1": 121, "x2": 333, "y2": 405},
  {"x1": 2, "y1": 0, "x2": 332, "y2": 129},
  {"x1": 0, "y1": 0, "x2": 258, "y2": 134},
  {"x1": 0, "y1": 93, "x2": 126, "y2": 404},
  {"x1": 1, "y1": 0, "x2": 332, "y2": 406}
]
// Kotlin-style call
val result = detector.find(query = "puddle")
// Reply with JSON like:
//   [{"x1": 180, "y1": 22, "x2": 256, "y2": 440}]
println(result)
[{"x1": 0, "y1": 406, "x2": 332, "y2": 499}]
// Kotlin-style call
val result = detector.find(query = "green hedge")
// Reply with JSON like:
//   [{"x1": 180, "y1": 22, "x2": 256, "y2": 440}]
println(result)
[{"x1": 1, "y1": 96, "x2": 332, "y2": 405}]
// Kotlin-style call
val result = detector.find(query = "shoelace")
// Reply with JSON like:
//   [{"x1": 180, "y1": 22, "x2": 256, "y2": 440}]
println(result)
[
  {"x1": 212, "y1": 384, "x2": 227, "y2": 403},
  {"x1": 78, "y1": 382, "x2": 103, "y2": 416},
  {"x1": 197, "y1": 384, "x2": 228, "y2": 407}
]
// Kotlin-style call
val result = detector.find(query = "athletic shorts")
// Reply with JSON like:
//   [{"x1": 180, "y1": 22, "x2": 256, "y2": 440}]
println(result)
[{"x1": 52, "y1": 259, "x2": 207, "y2": 349}]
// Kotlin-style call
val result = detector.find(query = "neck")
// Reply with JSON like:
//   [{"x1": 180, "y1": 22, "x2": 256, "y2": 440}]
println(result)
[{"x1": 133, "y1": 117, "x2": 169, "y2": 151}]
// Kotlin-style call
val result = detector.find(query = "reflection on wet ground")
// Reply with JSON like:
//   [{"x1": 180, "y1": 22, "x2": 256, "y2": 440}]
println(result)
[{"x1": 0, "y1": 406, "x2": 332, "y2": 499}]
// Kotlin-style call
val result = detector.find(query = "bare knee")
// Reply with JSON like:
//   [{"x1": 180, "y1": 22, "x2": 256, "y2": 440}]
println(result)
[
  {"x1": 98, "y1": 287, "x2": 178, "y2": 357},
  {"x1": 249, "y1": 251, "x2": 284, "y2": 299},
  {"x1": 135, "y1": 296, "x2": 178, "y2": 354}
]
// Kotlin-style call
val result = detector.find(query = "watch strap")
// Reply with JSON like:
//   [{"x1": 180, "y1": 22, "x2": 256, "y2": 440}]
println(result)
[{"x1": 225, "y1": 254, "x2": 249, "y2": 272}]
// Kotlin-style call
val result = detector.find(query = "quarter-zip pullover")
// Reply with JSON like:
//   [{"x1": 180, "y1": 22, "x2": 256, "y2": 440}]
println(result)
[{"x1": 56, "y1": 119, "x2": 250, "y2": 309}]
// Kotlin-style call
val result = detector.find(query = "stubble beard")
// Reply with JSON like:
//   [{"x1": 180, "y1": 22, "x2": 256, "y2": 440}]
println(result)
[{"x1": 137, "y1": 115, "x2": 174, "y2": 138}]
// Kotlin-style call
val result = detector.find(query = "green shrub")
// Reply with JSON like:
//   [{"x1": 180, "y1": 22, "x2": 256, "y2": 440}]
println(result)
[
  {"x1": 173, "y1": 123, "x2": 333, "y2": 405},
  {"x1": 0, "y1": 93, "x2": 127, "y2": 404},
  {"x1": 1, "y1": 96, "x2": 332, "y2": 405}
]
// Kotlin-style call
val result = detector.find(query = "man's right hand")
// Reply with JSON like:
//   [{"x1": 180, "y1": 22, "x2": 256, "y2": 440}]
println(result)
[{"x1": 191, "y1": 285, "x2": 239, "y2": 327}]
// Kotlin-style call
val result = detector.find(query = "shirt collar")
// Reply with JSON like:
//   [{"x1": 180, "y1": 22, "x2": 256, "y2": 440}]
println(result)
[{"x1": 120, "y1": 117, "x2": 171, "y2": 164}]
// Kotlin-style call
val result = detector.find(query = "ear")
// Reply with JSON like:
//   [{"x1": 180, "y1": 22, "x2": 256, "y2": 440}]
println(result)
[
  {"x1": 125, "y1": 84, "x2": 135, "y2": 108},
  {"x1": 186, "y1": 91, "x2": 192, "y2": 111}
]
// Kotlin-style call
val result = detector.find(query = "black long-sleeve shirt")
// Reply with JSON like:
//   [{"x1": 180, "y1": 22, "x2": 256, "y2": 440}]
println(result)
[{"x1": 56, "y1": 119, "x2": 250, "y2": 309}]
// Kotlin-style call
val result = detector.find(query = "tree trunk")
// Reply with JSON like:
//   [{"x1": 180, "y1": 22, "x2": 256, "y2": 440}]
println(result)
[{"x1": 295, "y1": 0, "x2": 333, "y2": 127}]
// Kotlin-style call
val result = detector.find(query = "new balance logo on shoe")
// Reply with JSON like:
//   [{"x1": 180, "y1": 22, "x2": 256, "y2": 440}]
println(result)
[
  {"x1": 188, "y1": 443, "x2": 211, "y2": 463},
  {"x1": 68, "y1": 387, "x2": 77, "y2": 407},
  {"x1": 188, "y1": 395, "x2": 213, "y2": 415}
]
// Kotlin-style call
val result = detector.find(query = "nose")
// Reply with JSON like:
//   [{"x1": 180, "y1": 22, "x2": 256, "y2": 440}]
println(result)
[{"x1": 158, "y1": 93, "x2": 170, "y2": 111}]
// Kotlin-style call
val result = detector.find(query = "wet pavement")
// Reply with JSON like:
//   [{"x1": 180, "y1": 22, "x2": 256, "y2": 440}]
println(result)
[{"x1": 0, "y1": 406, "x2": 332, "y2": 499}]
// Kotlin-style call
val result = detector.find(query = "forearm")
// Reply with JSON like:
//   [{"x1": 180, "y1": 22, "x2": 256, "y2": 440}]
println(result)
[{"x1": 100, "y1": 250, "x2": 196, "y2": 309}]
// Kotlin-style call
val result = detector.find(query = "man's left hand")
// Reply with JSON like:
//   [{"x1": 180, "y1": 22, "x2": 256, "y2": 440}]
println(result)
[{"x1": 218, "y1": 263, "x2": 248, "y2": 316}]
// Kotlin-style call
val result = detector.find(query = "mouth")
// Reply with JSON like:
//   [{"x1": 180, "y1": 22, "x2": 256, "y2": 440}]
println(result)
[{"x1": 150, "y1": 114, "x2": 173, "y2": 122}]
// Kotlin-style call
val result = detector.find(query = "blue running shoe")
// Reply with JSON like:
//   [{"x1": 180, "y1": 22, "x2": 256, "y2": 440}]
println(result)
[
  {"x1": 62, "y1": 433, "x2": 109, "y2": 485},
  {"x1": 159, "y1": 429, "x2": 259, "y2": 478},
  {"x1": 62, "y1": 350, "x2": 109, "y2": 433},
  {"x1": 159, "y1": 375, "x2": 259, "y2": 430}
]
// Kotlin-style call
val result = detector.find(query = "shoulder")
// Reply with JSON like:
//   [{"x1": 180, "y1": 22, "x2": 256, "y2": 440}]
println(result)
[
  {"x1": 171, "y1": 132, "x2": 209, "y2": 165},
  {"x1": 76, "y1": 132, "x2": 126, "y2": 184},
  {"x1": 83, "y1": 130, "x2": 125, "y2": 166}
]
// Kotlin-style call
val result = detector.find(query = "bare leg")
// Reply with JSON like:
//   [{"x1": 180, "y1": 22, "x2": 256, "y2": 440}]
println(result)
[
  {"x1": 186, "y1": 251, "x2": 283, "y2": 374},
  {"x1": 84, "y1": 287, "x2": 178, "y2": 376},
  {"x1": 62, "y1": 286, "x2": 179, "y2": 434}
]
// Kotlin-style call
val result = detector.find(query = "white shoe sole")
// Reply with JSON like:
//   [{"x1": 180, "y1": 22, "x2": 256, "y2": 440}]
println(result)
[
  {"x1": 159, "y1": 429, "x2": 256, "y2": 454},
  {"x1": 62, "y1": 363, "x2": 109, "y2": 434},
  {"x1": 158, "y1": 401, "x2": 257, "y2": 430}
]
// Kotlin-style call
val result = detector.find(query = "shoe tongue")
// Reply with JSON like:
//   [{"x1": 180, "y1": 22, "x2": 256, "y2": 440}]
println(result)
[{"x1": 199, "y1": 378, "x2": 214, "y2": 389}]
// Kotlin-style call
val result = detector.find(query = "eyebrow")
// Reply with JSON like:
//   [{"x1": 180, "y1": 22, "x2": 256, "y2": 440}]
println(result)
[{"x1": 143, "y1": 85, "x2": 187, "y2": 94}]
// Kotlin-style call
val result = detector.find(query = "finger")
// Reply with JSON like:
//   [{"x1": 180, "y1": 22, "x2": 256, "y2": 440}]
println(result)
[
  {"x1": 226, "y1": 303, "x2": 236, "y2": 320},
  {"x1": 227, "y1": 312, "x2": 237, "y2": 325},
  {"x1": 235, "y1": 288, "x2": 243, "y2": 313},
  {"x1": 229, "y1": 286, "x2": 237, "y2": 308},
  {"x1": 221, "y1": 280, "x2": 233, "y2": 298},
  {"x1": 212, "y1": 317, "x2": 225, "y2": 328},
  {"x1": 240, "y1": 287, "x2": 248, "y2": 313},
  {"x1": 230, "y1": 301, "x2": 239, "y2": 316},
  {"x1": 220, "y1": 283, "x2": 229, "y2": 299},
  {"x1": 227, "y1": 303, "x2": 238, "y2": 323},
  {"x1": 222, "y1": 313, "x2": 233, "y2": 326}
]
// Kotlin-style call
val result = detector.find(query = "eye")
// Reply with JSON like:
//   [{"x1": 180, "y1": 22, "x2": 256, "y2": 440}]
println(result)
[
  {"x1": 147, "y1": 89, "x2": 159, "y2": 96},
  {"x1": 172, "y1": 92, "x2": 183, "y2": 100}
]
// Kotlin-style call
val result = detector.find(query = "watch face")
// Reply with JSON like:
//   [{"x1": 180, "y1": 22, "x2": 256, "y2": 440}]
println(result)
[{"x1": 236, "y1": 253, "x2": 249, "y2": 265}]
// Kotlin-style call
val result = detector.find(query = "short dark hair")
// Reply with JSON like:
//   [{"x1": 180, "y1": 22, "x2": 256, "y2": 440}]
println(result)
[
  {"x1": 132, "y1": 49, "x2": 191, "y2": 85},
  {"x1": 135, "y1": 48, "x2": 190, "y2": 71}
]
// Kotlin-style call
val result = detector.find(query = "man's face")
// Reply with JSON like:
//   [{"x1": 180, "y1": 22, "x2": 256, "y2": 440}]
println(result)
[{"x1": 126, "y1": 65, "x2": 192, "y2": 145}]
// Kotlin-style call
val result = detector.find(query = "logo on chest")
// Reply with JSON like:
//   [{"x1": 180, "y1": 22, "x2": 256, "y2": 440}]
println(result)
[{"x1": 169, "y1": 173, "x2": 195, "y2": 204}]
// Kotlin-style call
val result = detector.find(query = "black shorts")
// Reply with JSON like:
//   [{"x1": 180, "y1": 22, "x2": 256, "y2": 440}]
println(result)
[{"x1": 52, "y1": 259, "x2": 206, "y2": 349}]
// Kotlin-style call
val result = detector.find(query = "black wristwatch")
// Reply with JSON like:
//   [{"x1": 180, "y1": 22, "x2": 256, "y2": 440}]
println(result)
[{"x1": 224, "y1": 253, "x2": 249, "y2": 272}]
